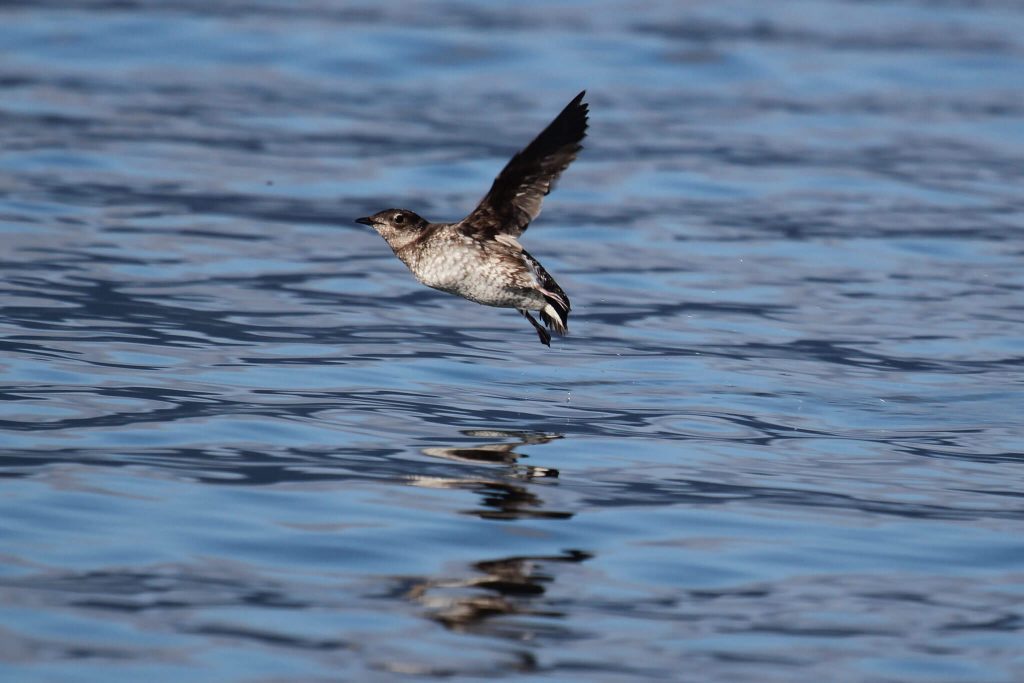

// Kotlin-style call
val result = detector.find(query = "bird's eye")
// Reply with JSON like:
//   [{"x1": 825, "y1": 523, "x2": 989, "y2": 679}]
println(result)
[{"x1": 393, "y1": 213, "x2": 405, "y2": 225}]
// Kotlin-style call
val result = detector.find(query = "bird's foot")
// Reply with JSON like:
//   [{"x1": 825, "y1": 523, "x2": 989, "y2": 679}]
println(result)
[{"x1": 519, "y1": 309, "x2": 551, "y2": 346}]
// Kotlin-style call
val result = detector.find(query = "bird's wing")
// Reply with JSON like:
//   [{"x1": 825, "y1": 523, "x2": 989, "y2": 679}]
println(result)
[{"x1": 460, "y1": 91, "x2": 588, "y2": 239}]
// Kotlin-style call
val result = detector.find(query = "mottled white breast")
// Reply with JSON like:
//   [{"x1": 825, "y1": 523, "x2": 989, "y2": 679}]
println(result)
[
  {"x1": 409, "y1": 236, "x2": 480, "y2": 288},
  {"x1": 401, "y1": 234, "x2": 544, "y2": 310}
]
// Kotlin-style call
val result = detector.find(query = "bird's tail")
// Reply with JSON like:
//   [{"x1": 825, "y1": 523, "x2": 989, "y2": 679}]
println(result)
[
  {"x1": 540, "y1": 290, "x2": 570, "y2": 335},
  {"x1": 519, "y1": 245, "x2": 571, "y2": 336}
]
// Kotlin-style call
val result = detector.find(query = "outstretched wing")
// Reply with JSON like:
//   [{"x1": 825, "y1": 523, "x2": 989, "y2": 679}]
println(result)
[{"x1": 461, "y1": 91, "x2": 588, "y2": 238}]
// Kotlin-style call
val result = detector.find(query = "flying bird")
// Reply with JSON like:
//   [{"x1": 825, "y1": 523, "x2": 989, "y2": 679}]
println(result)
[{"x1": 356, "y1": 91, "x2": 588, "y2": 346}]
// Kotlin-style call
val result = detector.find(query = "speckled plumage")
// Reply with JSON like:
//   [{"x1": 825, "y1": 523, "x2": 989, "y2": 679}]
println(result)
[{"x1": 357, "y1": 91, "x2": 588, "y2": 346}]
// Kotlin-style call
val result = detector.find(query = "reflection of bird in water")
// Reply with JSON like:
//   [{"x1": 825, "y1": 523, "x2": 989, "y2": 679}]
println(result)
[
  {"x1": 404, "y1": 550, "x2": 592, "y2": 635},
  {"x1": 422, "y1": 430, "x2": 561, "y2": 473},
  {"x1": 409, "y1": 430, "x2": 567, "y2": 520}
]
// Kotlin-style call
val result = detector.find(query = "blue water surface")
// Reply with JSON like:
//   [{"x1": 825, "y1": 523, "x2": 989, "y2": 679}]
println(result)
[{"x1": 1, "y1": 1, "x2": 1023, "y2": 681}]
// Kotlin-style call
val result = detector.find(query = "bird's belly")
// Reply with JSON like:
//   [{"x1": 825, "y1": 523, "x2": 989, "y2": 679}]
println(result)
[
  {"x1": 449, "y1": 280, "x2": 542, "y2": 309},
  {"x1": 412, "y1": 248, "x2": 542, "y2": 309}
]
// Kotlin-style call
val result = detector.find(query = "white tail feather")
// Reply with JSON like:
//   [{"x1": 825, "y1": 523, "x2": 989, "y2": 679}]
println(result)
[{"x1": 542, "y1": 303, "x2": 568, "y2": 334}]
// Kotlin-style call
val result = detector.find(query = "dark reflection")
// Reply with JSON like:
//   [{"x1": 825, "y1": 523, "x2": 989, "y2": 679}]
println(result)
[
  {"x1": 402, "y1": 549, "x2": 592, "y2": 638},
  {"x1": 416, "y1": 430, "x2": 571, "y2": 520},
  {"x1": 423, "y1": 429, "x2": 560, "y2": 472}
]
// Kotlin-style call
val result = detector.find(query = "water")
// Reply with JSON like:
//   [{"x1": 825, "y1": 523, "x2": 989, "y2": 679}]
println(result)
[{"x1": 2, "y1": 1, "x2": 1023, "y2": 681}]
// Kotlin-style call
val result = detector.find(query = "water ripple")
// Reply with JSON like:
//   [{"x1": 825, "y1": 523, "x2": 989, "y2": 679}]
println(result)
[{"x1": 3, "y1": 1, "x2": 1023, "y2": 681}]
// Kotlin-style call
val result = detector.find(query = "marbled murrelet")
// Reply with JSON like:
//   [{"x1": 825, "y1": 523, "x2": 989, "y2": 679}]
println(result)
[{"x1": 356, "y1": 91, "x2": 588, "y2": 346}]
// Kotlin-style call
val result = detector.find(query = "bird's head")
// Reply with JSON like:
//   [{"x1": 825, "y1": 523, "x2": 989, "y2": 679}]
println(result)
[{"x1": 355, "y1": 209, "x2": 429, "y2": 250}]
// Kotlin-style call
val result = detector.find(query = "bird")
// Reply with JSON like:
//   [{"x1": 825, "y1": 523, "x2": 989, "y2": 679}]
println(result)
[{"x1": 356, "y1": 91, "x2": 588, "y2": 347}]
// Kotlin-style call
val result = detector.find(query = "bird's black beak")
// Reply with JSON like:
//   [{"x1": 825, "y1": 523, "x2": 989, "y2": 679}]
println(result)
[{"x1": 355, "y1": 216, "x2": 374, "y2": 226}]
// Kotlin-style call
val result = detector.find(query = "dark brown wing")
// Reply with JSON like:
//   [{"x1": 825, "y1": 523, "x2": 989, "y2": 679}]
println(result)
[{"x1": 461, "y1": 91, "x2": 588, "y2": 238}]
